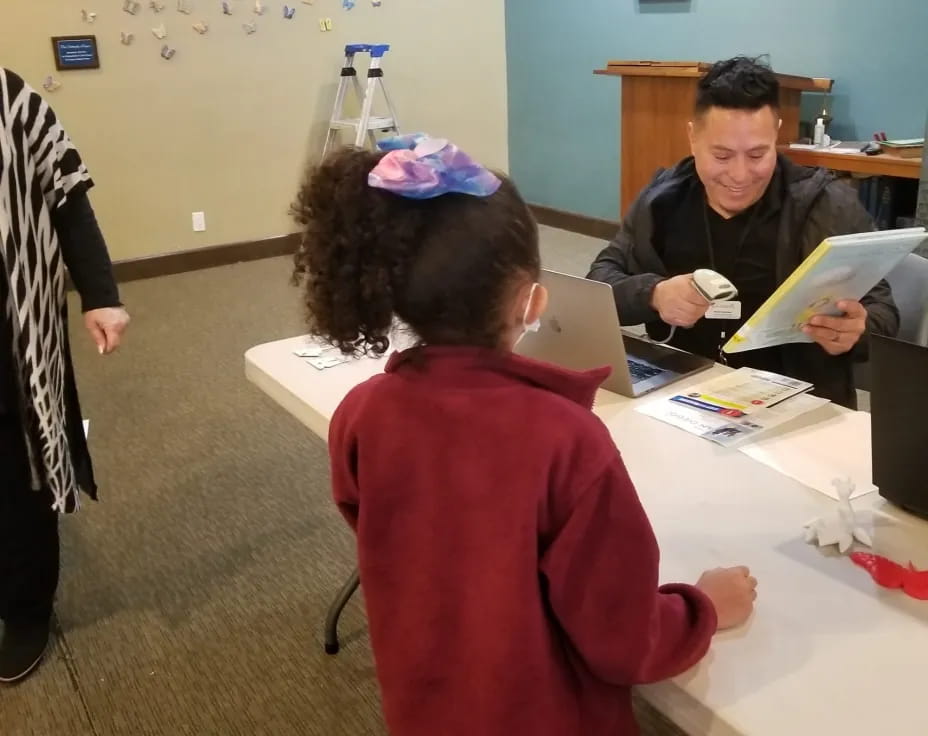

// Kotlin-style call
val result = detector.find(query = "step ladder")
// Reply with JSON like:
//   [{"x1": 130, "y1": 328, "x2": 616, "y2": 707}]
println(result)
[{"x1": 323, "y1": 44, "x2": 400, "y2": 158}]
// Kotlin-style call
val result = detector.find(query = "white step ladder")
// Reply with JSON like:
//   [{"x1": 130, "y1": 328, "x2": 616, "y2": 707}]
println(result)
[{"x1": 323, "y1": 44, "x2": 399, "y2": 158}]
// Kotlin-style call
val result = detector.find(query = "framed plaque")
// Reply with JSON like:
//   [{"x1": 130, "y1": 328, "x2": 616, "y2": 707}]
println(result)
[{"x1": 51, "y1": 35, "x2": 100, "y2": 71}]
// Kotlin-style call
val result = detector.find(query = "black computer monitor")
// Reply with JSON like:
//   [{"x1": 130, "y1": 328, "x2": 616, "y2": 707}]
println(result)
[{"x1": 871, "y1": 334, "x2": 928, "y2": 519}]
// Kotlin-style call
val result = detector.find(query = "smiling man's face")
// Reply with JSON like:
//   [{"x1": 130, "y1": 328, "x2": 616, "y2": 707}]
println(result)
[{"x1": 688, "y1": 105, "x2": 780, "y2": 218}]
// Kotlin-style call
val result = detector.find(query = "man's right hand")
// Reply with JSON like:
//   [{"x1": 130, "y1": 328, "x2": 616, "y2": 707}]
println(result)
[{"x1": 651, "y1": 274, "x2": 710, "y2": 327}]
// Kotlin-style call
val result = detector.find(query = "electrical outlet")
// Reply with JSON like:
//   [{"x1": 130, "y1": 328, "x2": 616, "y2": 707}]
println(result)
[{"x1": 192, "y1": 211, "x2": 206, "y2": 232}]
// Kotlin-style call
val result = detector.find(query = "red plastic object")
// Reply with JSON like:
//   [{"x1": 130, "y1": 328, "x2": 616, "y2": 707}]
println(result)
[
  {"x1": 850, "y1": 552, "x2": 928, "y2": 600},
  {"x1": 904, "y1": 564, "x2": 928, "y2": 600}
]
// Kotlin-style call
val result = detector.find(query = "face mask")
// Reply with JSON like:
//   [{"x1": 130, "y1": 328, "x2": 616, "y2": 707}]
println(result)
[{"x1": 515, "y1": 283, "x2": 541, "y2": 347}]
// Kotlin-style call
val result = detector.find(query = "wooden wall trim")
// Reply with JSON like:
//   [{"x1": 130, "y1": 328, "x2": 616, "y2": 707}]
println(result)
[
  {"x1": 86, "y1": 205, "x2": 617, "y2": 289},
  {"x1": 110, "y1": 233, "x2": 300, "y2": 284},
  {"x1": 529, "y1": 204, "x2": 618, "y2": 241}
]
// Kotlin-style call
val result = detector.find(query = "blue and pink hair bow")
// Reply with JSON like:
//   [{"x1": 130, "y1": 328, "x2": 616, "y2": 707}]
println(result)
[{"x1": 368, "y1": 133, "x2": 501, "y2": 200}]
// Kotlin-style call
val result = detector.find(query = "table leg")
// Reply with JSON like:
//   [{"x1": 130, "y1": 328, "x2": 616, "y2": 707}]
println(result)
[{"x1": 324, "y1": 567, "x2": 361, "y2": 655}]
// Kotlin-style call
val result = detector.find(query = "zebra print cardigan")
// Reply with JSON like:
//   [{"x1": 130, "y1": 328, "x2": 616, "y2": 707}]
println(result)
[{"x1": 0, "y1": 69, "x2": 94, "y2": 512}]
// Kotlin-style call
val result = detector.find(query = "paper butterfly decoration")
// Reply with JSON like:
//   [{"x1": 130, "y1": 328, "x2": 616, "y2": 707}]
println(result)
[
  {"x1": 81, "y1": 9, "x2": 97, "y2": 23},
  {"x1": 123, "y1": 0, "x2": 141, "y2": 14},
  {"x1": 120, "y1": 31, "x2": 135, "y2": 45},
  {"x1": 152, "y1": 23, "x2": 168, "y2": 39},
  {"x1": 254, "y1": 1, "x2": 266, "y2": 15},
  {"x1": 242, "y1": 20, "x2": 258, "y2": 34},
  {"x1": 161, "y1": 44, "x2": 176, "y2": 60},
  {"x1": 221, "y1": 1, "x2": 232, "y2": 15},
  {"x1": 42, "y1": 76, "x2": 62, "y2": 93},
  {"x1": 283, "y1": 5, "x2": 296, "y2": 19},
  {"x1": 177, "y1": 0, "x2": 193, "y2": 14},
  {"x1": 343, "y1": 0, "x2": 355, "y2": 9},
  {"x1": 193, "y1": 21, "x2": 209, "y2": 34},
  {"x1": 372, "y1": 0, "x2": 382, "y2": 6},
  {"x1": 150, "y1": 1, "x2": 166, "y2": 12}
]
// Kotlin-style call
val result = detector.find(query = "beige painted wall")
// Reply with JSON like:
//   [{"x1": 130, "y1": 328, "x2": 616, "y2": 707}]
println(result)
[{"x1": 0, "y1": 1, "x2": 509, "y2": 261}]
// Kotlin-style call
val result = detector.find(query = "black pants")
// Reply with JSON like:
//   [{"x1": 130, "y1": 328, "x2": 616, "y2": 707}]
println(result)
[{"x1": 0, "y1": 412, "x2": 59, "y2": 626}]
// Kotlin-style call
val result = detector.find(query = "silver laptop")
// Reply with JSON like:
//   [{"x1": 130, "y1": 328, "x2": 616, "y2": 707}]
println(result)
[{"x1": 515, "y1": 269, "x2": 714, "y2": 398}]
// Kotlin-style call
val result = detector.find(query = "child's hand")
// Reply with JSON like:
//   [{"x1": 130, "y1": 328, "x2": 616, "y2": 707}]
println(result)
[{"x1": 696, "y1": 566, "x2": 757, "y2": 630}]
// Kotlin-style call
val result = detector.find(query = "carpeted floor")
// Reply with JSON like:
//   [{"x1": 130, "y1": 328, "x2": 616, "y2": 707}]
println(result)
[
  {"x1": 2, "y1": 252, "x2": 383, "y2": 736},
  {"x1": 4, "y1": 227, "x2": 694, "y2": 736}
]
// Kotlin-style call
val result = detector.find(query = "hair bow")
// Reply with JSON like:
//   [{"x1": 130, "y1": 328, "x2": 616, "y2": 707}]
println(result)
[{"x1": 368, "y1": 133, "x2": 501, "y2": 199}]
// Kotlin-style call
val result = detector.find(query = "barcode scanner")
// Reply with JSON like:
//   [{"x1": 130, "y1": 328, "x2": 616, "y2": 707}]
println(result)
[{"x1": 692, "y1": 269, "x2": 739, "y2": 302}]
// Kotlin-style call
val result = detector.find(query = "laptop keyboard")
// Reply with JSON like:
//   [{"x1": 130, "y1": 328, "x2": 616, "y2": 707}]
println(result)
[{"x1": 627, "y1": 358, "x2": 664, "y2": 383}]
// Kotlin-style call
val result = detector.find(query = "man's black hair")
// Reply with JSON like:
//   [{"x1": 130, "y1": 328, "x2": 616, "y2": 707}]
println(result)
[{"x1": 695, "y1": 56, "x2": 779, "y2": 115}]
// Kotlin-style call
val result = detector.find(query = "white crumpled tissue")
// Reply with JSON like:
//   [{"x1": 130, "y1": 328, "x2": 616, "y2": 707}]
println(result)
[{"x1": 803, "y1": 478, "x2": 873, "y2": 554}]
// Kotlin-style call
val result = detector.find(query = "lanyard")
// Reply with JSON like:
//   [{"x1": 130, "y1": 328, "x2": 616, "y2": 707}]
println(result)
[
  {"x1": 701, "y1": 193, "x2": 761, "y2": 272},
  {"x1": 701, "y1": 194, "x2": 761, "y2": 365}
]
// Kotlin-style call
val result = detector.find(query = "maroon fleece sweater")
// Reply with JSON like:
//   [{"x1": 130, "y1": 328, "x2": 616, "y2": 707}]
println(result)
[{"x1": 328, "y1": 345, "x2": 717, "y2": 735}]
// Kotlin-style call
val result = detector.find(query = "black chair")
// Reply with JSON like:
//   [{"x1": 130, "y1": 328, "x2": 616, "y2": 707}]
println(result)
[{"x1": 854, "y1": 252, "x2": 928, "y2": 392}]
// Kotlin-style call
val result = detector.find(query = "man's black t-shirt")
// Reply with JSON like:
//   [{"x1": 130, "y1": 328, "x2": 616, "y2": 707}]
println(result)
[{"x1": 655, "y1": 167, "x2": 785, "y2": 373}]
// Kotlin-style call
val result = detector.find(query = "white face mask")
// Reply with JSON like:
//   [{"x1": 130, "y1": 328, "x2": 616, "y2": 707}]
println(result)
[{"x1": 515, "y1": 282, "x2": 541, "y2": 347}]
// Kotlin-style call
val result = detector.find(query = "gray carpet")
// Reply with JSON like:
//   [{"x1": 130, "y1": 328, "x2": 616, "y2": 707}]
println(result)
[
  {"x1": 1, "y1": 255, "x2": 381, "y2": 736},
  {"x1": 0, "y1": 227, "x2": 684, "y2": 735}
]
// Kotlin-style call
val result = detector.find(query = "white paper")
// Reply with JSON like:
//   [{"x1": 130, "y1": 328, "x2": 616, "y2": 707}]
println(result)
[
  {"x1": 788, "y1": 141, "x2": 858, "y2": 154},
  {"x1": 637, "y1": 390, "x2": 828, "y2": 447},
  {"x1": 740, "y1": 410, "x2": 875, "y2": 500},
  {"x1": 662, "y1": 367, "x2": 813, "y2": 413}
]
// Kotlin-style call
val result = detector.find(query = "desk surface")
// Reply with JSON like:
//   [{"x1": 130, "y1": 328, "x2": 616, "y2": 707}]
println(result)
[
  {"x1": 246, "y1": 335, "x2": 928, "y2": 736},
  {"x1": 780, "y1": 146, "x2": 922, "y2": 179}
]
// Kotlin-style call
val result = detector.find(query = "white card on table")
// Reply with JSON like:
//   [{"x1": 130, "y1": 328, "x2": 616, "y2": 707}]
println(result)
[
  {"x1": 307, "y1": 355, "x2": 349, "y2": 370},
  {"x1": 293, "y1": 347, "x2": 326, "y2": 358}
]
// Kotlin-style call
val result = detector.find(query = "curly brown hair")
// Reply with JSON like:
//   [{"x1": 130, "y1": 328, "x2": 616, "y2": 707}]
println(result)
[{"x1": 291, "y1": 146, "x2": 540, "y2": 356}]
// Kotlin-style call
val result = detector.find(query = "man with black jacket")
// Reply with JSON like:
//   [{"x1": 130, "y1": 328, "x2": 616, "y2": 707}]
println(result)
[{"x1": 588, "y1": 56, "x2": 897, "y2": 409}]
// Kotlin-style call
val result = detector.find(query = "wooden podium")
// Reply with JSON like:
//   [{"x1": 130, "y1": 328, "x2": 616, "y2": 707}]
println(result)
[{"x1": 595, "y1": 61, "x2": 831, "y2": 216}]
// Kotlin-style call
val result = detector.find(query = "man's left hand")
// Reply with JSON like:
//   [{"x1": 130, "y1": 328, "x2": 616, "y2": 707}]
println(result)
[{"x1": 803, "y1": 300, "x2": 867, "y2": 356}]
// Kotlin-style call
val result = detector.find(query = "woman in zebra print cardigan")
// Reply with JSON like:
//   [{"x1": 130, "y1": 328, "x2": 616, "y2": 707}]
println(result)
[{"x1": 0, "y1": 68, "x2": 129, "y2": 682}]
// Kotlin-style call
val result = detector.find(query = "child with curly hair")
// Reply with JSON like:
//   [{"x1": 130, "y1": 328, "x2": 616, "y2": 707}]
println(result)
[{"x1": 291, "y1": 135, "x2": 756, "y2": 736}]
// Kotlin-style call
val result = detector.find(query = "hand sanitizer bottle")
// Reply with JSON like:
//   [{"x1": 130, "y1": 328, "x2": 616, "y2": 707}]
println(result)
[{"x1": 813, "y1": 117, "x2": 825, "y2": 147}]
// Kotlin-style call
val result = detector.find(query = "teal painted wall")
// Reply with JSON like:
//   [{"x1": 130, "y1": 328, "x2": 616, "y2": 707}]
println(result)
[{"x1": 505, "y1": 0, "x2": 928, "y2": 220}]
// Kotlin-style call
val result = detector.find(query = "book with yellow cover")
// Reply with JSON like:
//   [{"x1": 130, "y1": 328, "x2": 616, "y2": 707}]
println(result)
[{"x1": 723, "y1": 227, "x2": 927, "y2": 354}]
